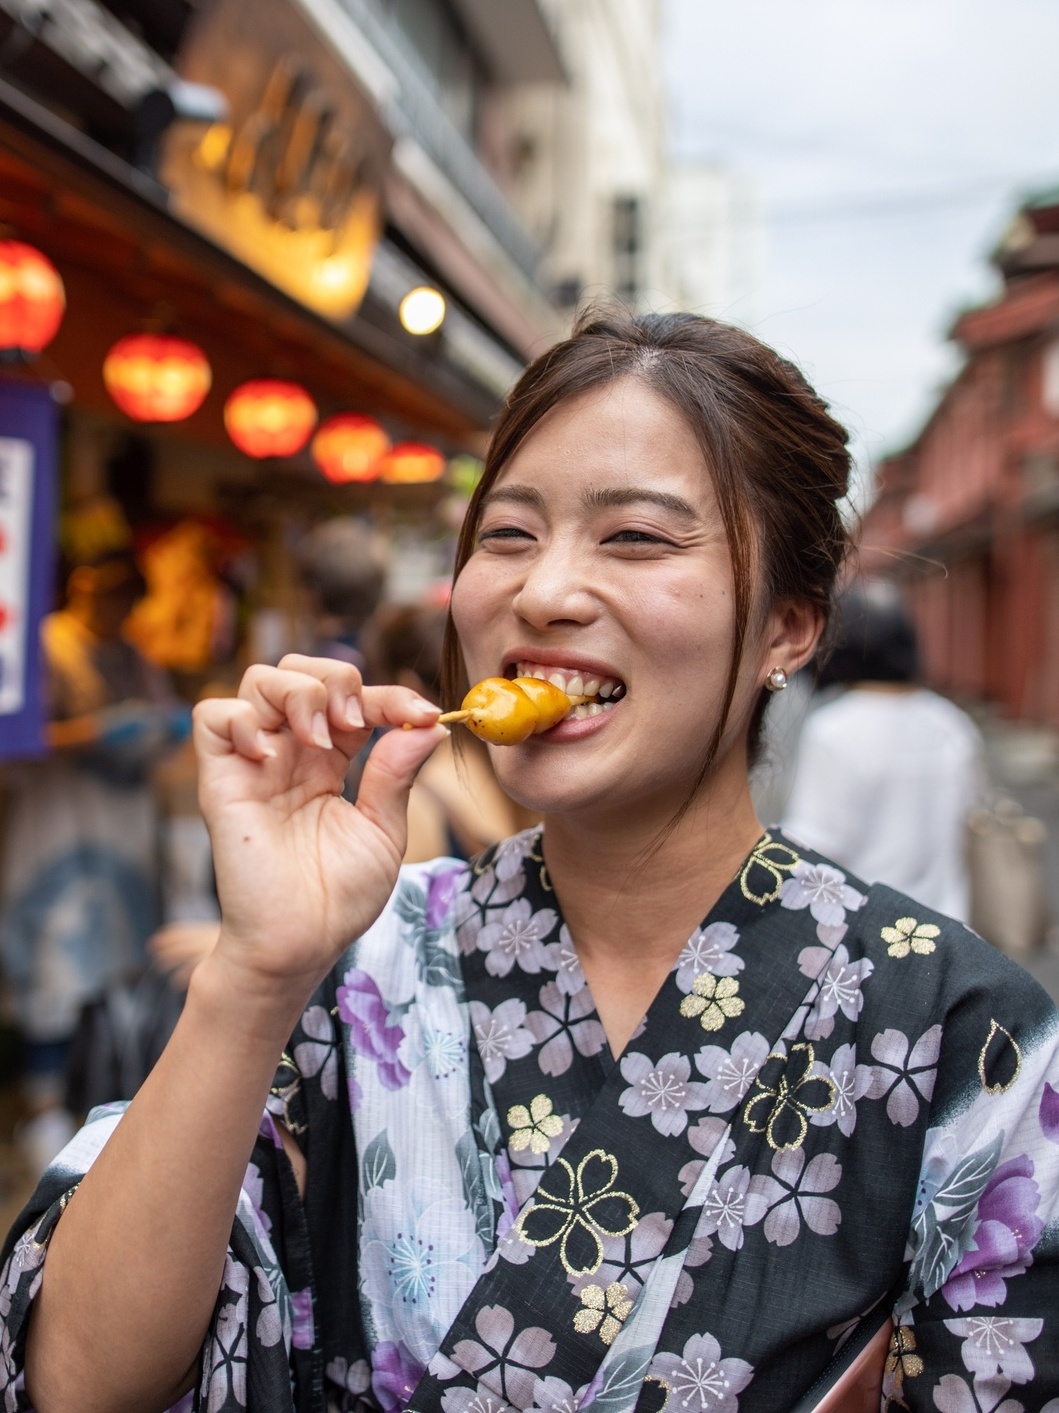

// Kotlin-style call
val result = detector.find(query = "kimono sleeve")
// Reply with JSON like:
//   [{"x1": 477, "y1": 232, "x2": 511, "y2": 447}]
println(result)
[
  {"x1": 0, "y1": 1099, "x2": 304, "y2": 1412},
  {"x1": 887, "y1": 948, "x2": 1059, "y2": 1413}
]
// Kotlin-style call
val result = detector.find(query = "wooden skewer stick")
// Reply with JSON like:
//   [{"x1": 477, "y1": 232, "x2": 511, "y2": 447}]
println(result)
[{"x1": 403, "y1": 695, "x2": 596, "y2": 731}]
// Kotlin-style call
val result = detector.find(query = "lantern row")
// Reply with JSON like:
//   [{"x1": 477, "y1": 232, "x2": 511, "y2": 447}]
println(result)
[{"x1": 0, "y1": 240, "x2": 447, "y2": 485}]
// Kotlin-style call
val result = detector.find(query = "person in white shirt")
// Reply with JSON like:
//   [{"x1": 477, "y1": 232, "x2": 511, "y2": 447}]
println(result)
[{"x1": 783, "y1": 580, "x2": 985, "y2": 921}]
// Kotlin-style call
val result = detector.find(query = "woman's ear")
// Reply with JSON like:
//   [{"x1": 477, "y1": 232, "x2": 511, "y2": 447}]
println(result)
[{"x1": 762, "y1": 600, "x2": 826, "y2": 682}]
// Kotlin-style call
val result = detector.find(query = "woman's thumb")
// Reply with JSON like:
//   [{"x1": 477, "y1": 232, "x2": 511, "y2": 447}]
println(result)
[{"x1": 355, "y1": 724, "x2": 449, "y2": 845}]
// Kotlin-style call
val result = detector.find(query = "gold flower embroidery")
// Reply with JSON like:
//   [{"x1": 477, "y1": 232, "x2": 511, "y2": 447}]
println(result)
[
  {"x1": 514, "y1": 1149, "x2": 639, "y2": 1277},
  {"x1": 743, "y1": 1042, "x2": 836, "y2": 1150},
  {"x1": 573, "y1": 1281, "x2": 634, "y2": 1345},
  {"x1": 885, "y1": 1325, "x2": 923, "y2": 1390},
  {"x1": 507, "y1": 1095, "x2": 564, "y2": 1154},
  {"x1": 882, "y1": 917, "x2": 940, "y2": 958},
  {"x1": 680, "y1": 973, "x2": 745, "y2": 1032},
  {"x1": 978, "y1": 1018, "x2": 1022, "y2": 1096},
  {"x1": 740, "y1": 832, "x2": 800, "y2": 905}
]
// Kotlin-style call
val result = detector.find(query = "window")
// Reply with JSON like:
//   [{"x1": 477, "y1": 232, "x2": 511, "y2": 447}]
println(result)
[{"x1": 612, "y1": 195, "x2": 642, "y2": 304}]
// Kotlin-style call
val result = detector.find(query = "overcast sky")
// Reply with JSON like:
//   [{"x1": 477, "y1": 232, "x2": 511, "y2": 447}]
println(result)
[{"x1": 661, "y1": 0, "x2": 1059, "y2": 490}]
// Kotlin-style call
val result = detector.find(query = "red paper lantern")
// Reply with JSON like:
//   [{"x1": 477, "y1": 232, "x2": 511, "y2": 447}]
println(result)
[
  {"x1": 103, "y1": 334, "x2": 212, "y2": 422},
  {"x1": 312, "y1": 414, "x2": 391, "y2": 484},
  {"x1": 224, "y1": 380, "x2": 317, "y2": 458},
  {"x1": 0, "y1": 241, "x2": 65, "y2": 352},
  {"x1": 378, "y1": 442, "x2": 446, "y2": 484}
]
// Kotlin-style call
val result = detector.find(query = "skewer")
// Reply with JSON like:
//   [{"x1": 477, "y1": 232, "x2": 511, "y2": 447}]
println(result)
[{"x1": 403, "y1": 692, "x2": 594, "y2": 731}]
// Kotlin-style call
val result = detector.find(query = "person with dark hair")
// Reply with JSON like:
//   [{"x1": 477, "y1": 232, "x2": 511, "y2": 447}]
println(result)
[
  {"x1": 0, "y1": 548, "x2": 188, "y2": 1174},
  {"x1": 4, "y1": 314, "x2": 1057, "y2": 1412},
  {"x1": 783, "y1": 581, "x2": 985, "y2": 921},
  {"x1": 296, "y1": 517, "x2": 390, "y2": 673}
]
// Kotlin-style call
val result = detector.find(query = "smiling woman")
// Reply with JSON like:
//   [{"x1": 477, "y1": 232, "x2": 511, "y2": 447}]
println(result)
[{"x1": 4, "y1": 312, "x2": 1059, "y2": 1413}]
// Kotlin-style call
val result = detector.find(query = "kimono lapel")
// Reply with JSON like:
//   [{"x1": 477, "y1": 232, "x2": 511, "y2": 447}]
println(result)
[{"x1": 407, "y1": 832, "x2": 864, "y2": 1413}]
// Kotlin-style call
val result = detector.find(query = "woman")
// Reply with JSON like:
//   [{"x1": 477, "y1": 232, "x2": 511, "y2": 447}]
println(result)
[{"x1": 3, "y1": 313, "x2": 1057, "y2": 1413}]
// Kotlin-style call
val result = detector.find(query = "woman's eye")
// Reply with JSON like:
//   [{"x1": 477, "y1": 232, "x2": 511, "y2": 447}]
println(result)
[
  {"x1": 606, "y1": 529, "x2": 671, "y2": 546},
  {"x1": 477, "y1": 527, "x2": 533, "y2": 544}
]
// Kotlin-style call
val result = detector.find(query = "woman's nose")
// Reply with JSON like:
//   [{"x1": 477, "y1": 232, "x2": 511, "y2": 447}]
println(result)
[{"x1": 511, "y1": 544, "x2": 597, "y2": 629}]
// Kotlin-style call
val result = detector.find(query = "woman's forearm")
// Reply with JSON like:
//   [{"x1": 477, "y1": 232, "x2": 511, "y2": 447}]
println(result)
[{"x1": 25, "y1": 947, "x2": 311, "y2": 1413}]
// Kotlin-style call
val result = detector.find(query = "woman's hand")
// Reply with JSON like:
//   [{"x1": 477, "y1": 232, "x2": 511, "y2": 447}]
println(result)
[{"x1": 193, "y1": 654, "x2": 444, "y2": 1002}]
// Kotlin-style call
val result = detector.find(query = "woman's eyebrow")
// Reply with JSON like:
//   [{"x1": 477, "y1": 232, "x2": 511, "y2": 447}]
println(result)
[
  {"x1": 582, "y1": 486, "x2": 701, "y2": 520},
  {"x1": 479, "y1": 484, "x2": 545, "y2": 512}
]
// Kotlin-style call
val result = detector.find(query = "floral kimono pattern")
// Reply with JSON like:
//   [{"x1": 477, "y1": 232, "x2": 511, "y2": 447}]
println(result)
[{"x1": 1, "y1": 828, "x2": 1058, "y2": 1413}]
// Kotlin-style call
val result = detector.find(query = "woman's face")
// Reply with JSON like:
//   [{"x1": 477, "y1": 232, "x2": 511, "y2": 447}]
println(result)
[{"x1": 450, "y1": 377, "x2": 778, "y2": 820}]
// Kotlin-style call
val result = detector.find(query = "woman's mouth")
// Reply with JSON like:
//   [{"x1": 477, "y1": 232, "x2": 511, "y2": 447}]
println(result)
[{"x1": 508, "y1": 661, "x2": 626, "y2": 721}]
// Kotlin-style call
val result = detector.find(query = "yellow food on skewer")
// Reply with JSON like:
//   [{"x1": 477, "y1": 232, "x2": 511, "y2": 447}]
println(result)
[{"x1": 437, "y1": 676, "x2": 591, "y2": 744}]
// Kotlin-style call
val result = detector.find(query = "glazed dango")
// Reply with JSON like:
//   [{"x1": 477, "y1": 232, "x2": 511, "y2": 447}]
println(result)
[{"x1": 437, "y1": 676, "x2": 589, "y2": 744}]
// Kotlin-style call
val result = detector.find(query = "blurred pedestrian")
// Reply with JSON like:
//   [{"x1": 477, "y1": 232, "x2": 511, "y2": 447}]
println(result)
[
  {"x1": 366, "y1": 601, "x2": 536, "y2": 860},
  {"x1": 783, "y1": 579, "x2": 986, "y2": 919},
  {"x1": 296, "y1": 517, "x2": 390, "y2": 674},
  {"x1": 0, "y1": 546, "x2": 188, "y2": 1172}
]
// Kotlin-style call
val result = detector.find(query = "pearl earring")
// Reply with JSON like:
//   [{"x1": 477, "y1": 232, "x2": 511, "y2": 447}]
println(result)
[{"x1": 765, "y1": 666, "x2": 788, "y2": 693}]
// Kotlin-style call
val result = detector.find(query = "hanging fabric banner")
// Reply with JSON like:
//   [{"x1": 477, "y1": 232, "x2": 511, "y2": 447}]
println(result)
[{"x1": 0, "y1": 379, "x2": 58, "y2": 761}]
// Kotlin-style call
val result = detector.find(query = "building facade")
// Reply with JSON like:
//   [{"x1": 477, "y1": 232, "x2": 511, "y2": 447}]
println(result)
[{"x1": 860, "y1": 191, "x2": 1059, "y2": 725}]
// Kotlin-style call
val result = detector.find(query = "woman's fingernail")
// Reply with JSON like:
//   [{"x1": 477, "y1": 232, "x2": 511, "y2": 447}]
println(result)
[
  {"x1": 256, "y1": 730, "x2": 278, "y2": 759},
  {"x1": 345, "y1": 696, "x2": 365, "y2": 729},
  {"x1": 311, "y1": 712, "x2": 332, "y2": 749},
  {"x1": 413, "y1": 696, "x2": 440, "y2": 716}
]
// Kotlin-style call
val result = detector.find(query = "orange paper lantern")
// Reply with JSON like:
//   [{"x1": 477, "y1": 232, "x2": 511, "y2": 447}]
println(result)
[
  {"x1": 103, "y1": 334, "x2": 212, "y2": 422},
  {"x1": 379, "y1": 442, "x2": 446, "y2": 484},
  {"x1": 0, "y1": 241, "x2": 65, "y2": 352},
  {"x1": 312, "y1": 414, "x2": 391, "y2": 484},
  {"x1": 224, "y1": 380, "x2": 317, "y2": 458}
]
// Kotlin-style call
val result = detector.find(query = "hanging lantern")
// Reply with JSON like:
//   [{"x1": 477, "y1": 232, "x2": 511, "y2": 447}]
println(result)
[
  {"x1": 224, "y1": 379, "x2": 317, "y2": 458},
  {"x1": 0, "y1": 241, "x2": 66, "y2": 353},
  {"x1": 311, "y1": 413, "x2": 391, "y2": 484},
  {"x1": 379, "y1": 442, "x2": 446, "y2": 484},
  {"x1": 103, "y1": 334, "x2": 212, "y2": 422}
]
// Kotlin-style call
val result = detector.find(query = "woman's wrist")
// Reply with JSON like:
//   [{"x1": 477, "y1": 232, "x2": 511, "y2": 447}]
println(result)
[{"x1": 187, "y1": 943, "x2": 321, "y2": 1051}]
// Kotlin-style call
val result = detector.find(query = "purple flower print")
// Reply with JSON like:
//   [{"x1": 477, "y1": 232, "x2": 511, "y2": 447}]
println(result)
[
  {"x1": 780, "y1": 862, "x2": 866, "y2": 930},
  {"x1": 241, "y1": 1161, "x2": 272, "y2": 1238},
  {"x1": 943, "y1": 1156, "x2": 1044, "y2": 1312},
  {"x1": 554, "y1": 926, "x2": 587, "y2": 997},
  {"x1": 293, "y1": 1004, "x2": 338, "y2": 1100},
  {"x1": 427, "y1": 865, "x2": 465, "y2": 929},
  {"x1": 649, "y1": 1332, "x2": 754, "y2": 1413},
  {"x1": 529, "y1": 1376, "x2": 583, "y2": 1413},
  {"x1": 812, "y1": 1043, "x2": 866, "y2": 1138},
  {"x1": 932, "y1": 1373, "x2": 1026, "y2": 1413},
  {"x1": 338, "y1": 969, "x2": 412, "y2": 1091},
  {"x1": 618, "y1": 1052, "x2": 710, "y2": 1136},
  {"x1": 568, "y1": 1208, "x2": 673, "y2": 1302},
  {"x1": 477, "y1": 898, "x2": 559, "y2": 977},
  {"x1": 326, "y1": 1356, "x2": 371, "y2": 1395},
  {"x1": 1040, "y1": 1082, "x2": 1059, "y2": 1144},
  {"x1": 701, "y1": 1165, "x2": 758, "y2": 1251},
  {"x1": 442, "y1": 1385, "x2": 518, "y2": 1413},
  {"x1": 743, "y1": 1148, "x2": 842, "y2": 1247},
  {"x1": 796, "y1": 945, "x2": 874, "y2": 1041},
  {"x1": 945, "y1": 1316, "x2": 1043, "y2": 1386},
  {"x1": 857, "y1": 1026, "x2": 940, "y2": 1127},
  {"x1": 525, "y1": 982, "x2": 606, "y2": 1076},
  {"x1": 676, "y1": 922, "x2": 743, "y2": 991},
  {"x1": 470, "y1": 998, "x2": 535, "y2": 1083},
  {"x1": 450, "y1": 1303, "x2": 557, "y2": 1407},
  {"x1": 372, "y1": 1340, "x2": 426, "y2": 1411},
  {"x1": 695, "y1": 1031, "x2": 770, "y2": 1114},
  {"x1": 679, "y1": 1117, "x2": 737, "y2": 1197},
  {"x1": 289, "y1": 1286, "x2": 313, "y2": 1350}
]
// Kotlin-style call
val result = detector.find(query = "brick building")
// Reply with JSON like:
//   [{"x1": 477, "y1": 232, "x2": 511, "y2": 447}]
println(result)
[{"x1": 861, "y1": 190, "x2": 1059, "y2": 724}]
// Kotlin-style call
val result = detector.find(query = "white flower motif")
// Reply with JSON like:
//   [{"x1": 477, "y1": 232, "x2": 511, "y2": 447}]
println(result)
[
  {"x1": 811, "y1": 1043, "x2": 867, "y2": 1137},
  {"x1": 676, "y1": 922, "x2": 743, "y2": 991},
  {"x1": 780, "y1": 863, "x2": 866, "y2": 928},
  {"x1": 554, "y1": 926, "x2": 587, "y2": 996},
  {"x1": 695, "y1": 1031, "x2": 771, "y2": 1113},
  {"x1": 420, "y1": 1022, "x2": 467, "y2": 1080},
  {"x1": 618, "y1": 1051, "x2": 710, "y2": 1135},
  {"x1": 742, "y1": 1148, "x2": 842, "y2": 1248},
  {"x1": 477, "y1": 898, "x2": 559, "y2": 977},
  {"x1": 649, "y1": 1332, "x2": 754, "y2": 1413},
  {"x1": 945, "y1": 1316, "x2": 1043, "y2": 1385},
  {"x1": 857, "y1": 1025, "x2": 941, "y2": 1127},
  {"x1": 701, "y1": 1166, "x2": 757, "y2": 1251},
  {"x1": 796, "y1": 945, "x2": 874, "y2": 1041},
  {"x1": 293, "y1": 1004, "x2": 338, "y2": 1100},
  {"x1": 470, "y1": 998, "x2": 535, "y2": 1083}
]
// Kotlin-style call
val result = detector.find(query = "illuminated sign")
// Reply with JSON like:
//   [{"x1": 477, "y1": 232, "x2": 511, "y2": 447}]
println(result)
[{"x1": 160, "y1": 0, "x2": 390, "y2": 321}]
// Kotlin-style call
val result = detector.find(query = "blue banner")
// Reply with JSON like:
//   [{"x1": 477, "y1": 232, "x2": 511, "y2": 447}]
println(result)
[{"x1": 0, "y1": 379, "x2": 58, "y2": 761}]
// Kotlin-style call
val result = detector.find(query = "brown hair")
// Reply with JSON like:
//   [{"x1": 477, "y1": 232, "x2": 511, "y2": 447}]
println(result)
[{"x1": 442, "y1": 308, "x2": 852, "y2": 803}]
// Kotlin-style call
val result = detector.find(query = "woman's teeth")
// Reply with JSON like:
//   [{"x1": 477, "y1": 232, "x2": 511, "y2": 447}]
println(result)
[{"x1": 514, "y1": 662, "x2": 625, "y2": 711}]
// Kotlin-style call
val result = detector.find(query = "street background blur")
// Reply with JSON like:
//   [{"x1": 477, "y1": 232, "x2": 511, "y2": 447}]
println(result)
[{"x1": 1, "y1": 0, "x2": 1059, "y2": 1209}]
